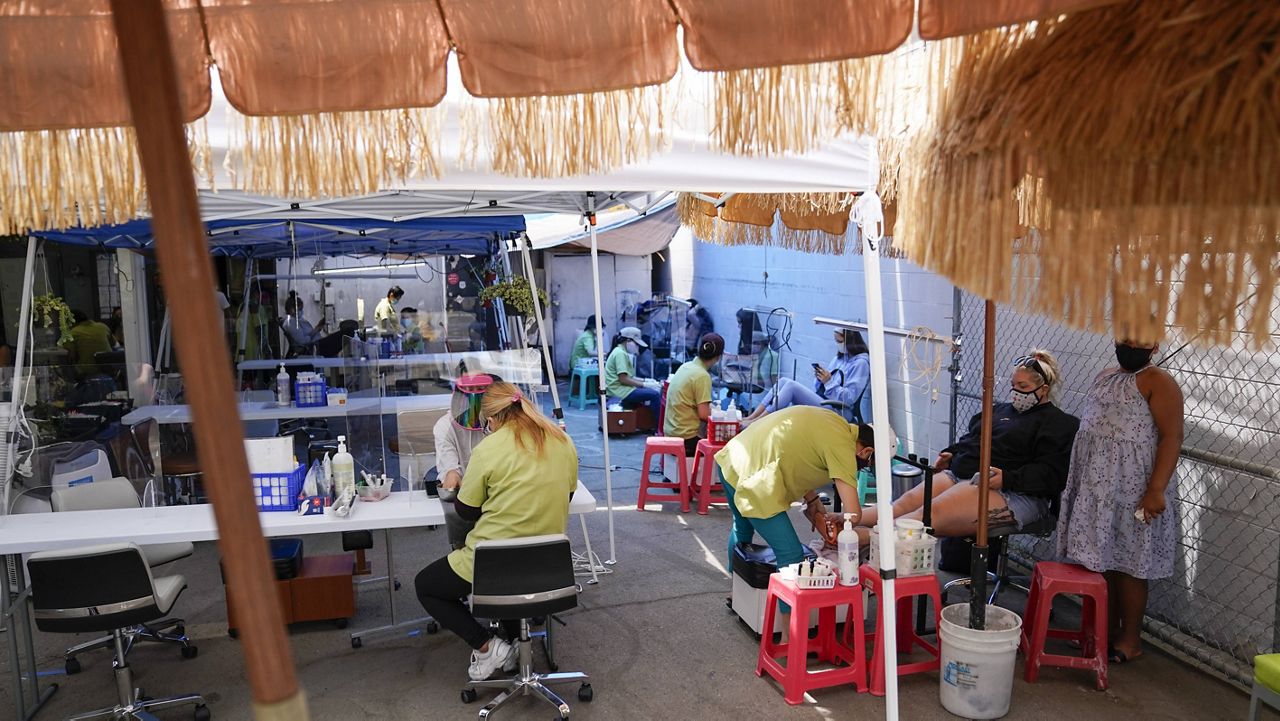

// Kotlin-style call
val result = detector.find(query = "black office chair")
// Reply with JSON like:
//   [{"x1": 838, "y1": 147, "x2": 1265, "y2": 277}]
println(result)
[
  {"x1": 462, "y1": 535, "x2": 592, "y2": 719},
  {"x1": 28, "y1": 543, "x2": 210, "y2": 720},
  {"x1": 941, "y1": 516, "x2": 1059, "y2": 605},
  {"x1": 50, "y1": 479, "x2": 197, "y2": 675}
]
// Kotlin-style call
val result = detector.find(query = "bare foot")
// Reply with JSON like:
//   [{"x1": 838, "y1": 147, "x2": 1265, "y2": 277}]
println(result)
[{"x1": 1109, "y1": 642, "x2": 1143, "y2": 664}]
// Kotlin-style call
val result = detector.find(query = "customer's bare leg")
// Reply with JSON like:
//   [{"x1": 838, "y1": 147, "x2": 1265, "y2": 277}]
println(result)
[
  {"x1": 857, "y1": 472, "x2": 958, "y2": 528},
  {"x1": 1109, "y1": 571, "x2": 1147, "y2": 661},
  {"x1": 892, "y1": 481, "x2": 1012, "y2": 538}
]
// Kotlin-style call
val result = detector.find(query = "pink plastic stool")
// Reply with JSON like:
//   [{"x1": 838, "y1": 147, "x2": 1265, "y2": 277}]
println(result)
[
  {"x1": 689, "y1": 438, "x2": 728, "y2": 515},
  {"x1": 850, "y1": 564, "x2": 943, "y2": 696},
  {"x1": 637, "y1": 436, "x2": 689, "y2": 513},
  {"x1": 1020, "y1": 561, "x2": 1109, "y2": 690},
  {"x1": 757, "y1": 573, "x2": 867, "y2": 704}
]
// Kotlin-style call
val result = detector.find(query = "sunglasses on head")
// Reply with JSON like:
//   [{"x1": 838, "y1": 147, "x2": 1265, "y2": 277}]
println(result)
[{"x1": 1012, "y1": 355, "x2": 1047, "y2": 380}]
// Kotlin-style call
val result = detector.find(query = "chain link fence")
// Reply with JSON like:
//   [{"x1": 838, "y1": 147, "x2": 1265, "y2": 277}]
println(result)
[{"x1": 954, "y1": 282, "x2": 1280, "y2": 688}]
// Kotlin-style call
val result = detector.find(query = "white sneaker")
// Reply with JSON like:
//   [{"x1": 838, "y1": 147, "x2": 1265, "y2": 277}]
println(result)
[{"x1": 468, "y1": 638, "x2": 517, "y2": 681}]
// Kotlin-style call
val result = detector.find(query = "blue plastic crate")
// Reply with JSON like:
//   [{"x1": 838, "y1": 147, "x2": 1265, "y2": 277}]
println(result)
[
  {"x1": 294, "y1": 378, "x2": 327, "y2": 408},
  {"x1": 252, "y1": 464, "x2": 306, "y2": 512}
]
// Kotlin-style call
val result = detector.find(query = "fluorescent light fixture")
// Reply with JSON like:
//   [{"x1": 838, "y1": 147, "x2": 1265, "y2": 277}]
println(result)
[{"x1": 314, "y1": 260, "x2": 427, "y2": 276}]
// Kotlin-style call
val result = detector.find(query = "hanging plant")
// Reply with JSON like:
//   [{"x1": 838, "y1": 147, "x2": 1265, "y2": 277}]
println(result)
[
  {"x1": 32, "y1": 294, "x2": 74, "y2": 344},
  {"x1": 479, "y1": 276, "x2": 549, "y2": 318}
]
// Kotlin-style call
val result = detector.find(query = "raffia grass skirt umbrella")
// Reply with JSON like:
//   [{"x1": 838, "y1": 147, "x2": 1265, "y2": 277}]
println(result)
[{"x1": 895, "y1": 0, "x2": 1280, "y2": 348}]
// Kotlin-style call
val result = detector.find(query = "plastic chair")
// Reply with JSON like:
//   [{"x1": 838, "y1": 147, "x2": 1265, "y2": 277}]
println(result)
[
  {"x1": 569, "y1": 367, "x2": 599, "y2": 410},
  {"x1": 689, "y1": 438, "x2": 728, "y2": 515},
  {"x1": 637, "y1": 437, "x2": 690, "y2": 512},
  {"x1": 1250, "y1": 654, "x2": 1280, "y2": 721},
  {"x1": 757, "y1": 573, "x2": 867, "y2": 704},
  {"x1": 852, "y1": 563, "x2": 943, "y2": 697},
  {"x1": 1019, "y1": 561, "x2": 1109, "y2": 690}
]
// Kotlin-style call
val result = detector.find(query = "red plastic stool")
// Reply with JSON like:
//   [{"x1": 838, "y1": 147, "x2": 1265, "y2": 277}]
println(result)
[
  {"x1": 849, "y1": 563, "x2": 943, "y2": 696},
  {"x1": 757, "y1": 573, "x2": 867, "y2": 704},
  {"x1": 637, "y1": 436, "x2": 690, "y2": 513},
  {"x1": 1020, "y1": 561, "x2": 1109, "y2": 690},
  {"x1": 689, "y1": 438, "x2": 728, "y2": 515}
]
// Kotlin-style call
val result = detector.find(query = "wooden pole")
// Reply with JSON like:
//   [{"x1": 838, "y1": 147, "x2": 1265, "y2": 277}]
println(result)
[
  {"x1": 969, "y1": 299, "x2": 996, "y2": 629},
  {"x1": 108, "y1": 2, "x2": 308, "y2": 717}
]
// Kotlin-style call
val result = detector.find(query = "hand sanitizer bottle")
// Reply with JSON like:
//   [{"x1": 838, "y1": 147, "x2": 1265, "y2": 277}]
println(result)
[
  {"x1": 332, "y1": 435, "x2": 356, "y2": 497},
  {"x1": 837, "y1": 516, "x2": 859, "y2": 586},
  {"x1": 276, "y1": 364, "x2": 291, "y2": 406}
]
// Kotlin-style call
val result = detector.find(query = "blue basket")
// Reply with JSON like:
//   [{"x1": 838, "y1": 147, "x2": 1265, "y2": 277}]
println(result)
[
  {"x1": 252, "y1": 464, "x2": 306, "y2": 512},
  {"x1": 294, "y1": 378, "x2": 327, "y2": 407}
]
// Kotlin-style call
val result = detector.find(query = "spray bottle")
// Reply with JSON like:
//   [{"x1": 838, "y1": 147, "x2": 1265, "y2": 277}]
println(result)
[
  {"x1": 276, "y1": 364, "x2": 291, "y2": 406},
  {"x1": 332, "y1": 435, "x2": 356, "y2": 497},
  {"x1": 837, "y1": 514, "x2": 859, "y2": 586}
]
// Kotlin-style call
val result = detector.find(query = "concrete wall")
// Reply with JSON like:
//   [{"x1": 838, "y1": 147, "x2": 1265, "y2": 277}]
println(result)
[{"x1": 667, "y1": 227, "x2": 958, "y2": 457}]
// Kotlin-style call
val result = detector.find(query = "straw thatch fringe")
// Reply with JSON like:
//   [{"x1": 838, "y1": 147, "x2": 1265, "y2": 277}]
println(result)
[
  {"x1": 229, "y1": 108, "x2": 441, "y2": 198},
  {"x1": 675, "y1": 191, "x2": 903, "y2": 257},
  {"x1": 0, "y1": 123, "x2": 212, "y2": 235},
  {"x1": 711, "y1": 63, "x2": 843, "y2": 157},
  {"x1": 896, "y1": 0, "x2": 1280, "y2": 348},
  {"x1": 462, "y1": 85, "x2": 672, "y2": 178}
]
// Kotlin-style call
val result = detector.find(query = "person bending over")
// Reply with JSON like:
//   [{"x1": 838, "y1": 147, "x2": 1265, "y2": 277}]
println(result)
[
  {"x1": 664, "y1": 333, "x2": 725, "y2": 456},
  {"x1": 744, "y1": 328, "x2": 870, "y2": 423},
  {"x1": 856, "y1": 350, "x2": 1079, "y2": 541},
  {"x1": 604, "y1": 326, "x2": 662, "y2": 418},
  {"x1": 414, "y1": 381, "x2": 578, "y2": 681},
  {"x1": 717, "y1": 405, "x2": 880, "y2": 570}
]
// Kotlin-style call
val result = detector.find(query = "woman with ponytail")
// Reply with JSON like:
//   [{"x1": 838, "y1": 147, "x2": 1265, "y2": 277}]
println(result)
[
  {"x1": 664, "y1": 333, "x2": 725, "y2": 456},
  {"x1": 414, "y1": 380, "x2": 579, "y2": 681}
]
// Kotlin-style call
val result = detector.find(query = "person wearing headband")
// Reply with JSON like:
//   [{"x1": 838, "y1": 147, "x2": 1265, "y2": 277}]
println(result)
[
  {"x1": 415, "y1": 380, "x2": 579, "y2": 682},
  {"x1": 431, "y1": 374, "x2": 493, "y2": 550},
  {"x1": 856, "y1": 349, "x2": 1080, "y2": 541},
  {"x1": 664, "y1": 333, "x2": 725, "y2": 456},
  {"x1": 605, "y1": 326, "x2": 662, "y2": 420}
]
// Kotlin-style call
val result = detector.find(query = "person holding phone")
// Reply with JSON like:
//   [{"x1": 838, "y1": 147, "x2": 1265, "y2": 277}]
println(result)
[{"x1": 743, "y1": 328, "x2": 871, "y2": 423}]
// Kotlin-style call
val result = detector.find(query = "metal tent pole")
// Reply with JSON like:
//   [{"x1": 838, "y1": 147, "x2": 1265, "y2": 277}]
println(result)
[
  {"x1": 856, "y1": 193, "x2": 900, "y2": 721},
  {"x1": 2, "y1": 236, "x2": 37, "y2": 514},
  {"x1": 517, "y1": 233, "x2": 564, "y2": 423},
  {"x1": 586, "y1": 193, "x2": 617, "y2": 564}
]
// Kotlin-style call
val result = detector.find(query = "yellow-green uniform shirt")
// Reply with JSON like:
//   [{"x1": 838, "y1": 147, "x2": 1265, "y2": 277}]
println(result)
[
  {"x1": 568, "y1": 330, "x2": 597, "y2": 371},
  {"x1": 664, "y1": 360, "x2": 712, "y2": 439},
  {"x1": 64, "y1": 321, "x2": 113, "y2": 377},
  {"x1": 604, "y1": 345, "x2": 635, "y2": 400},
  {"x1": 448, "y1": 426, "x2": 579, "y2": 582},
  {"x1": 714, "y1": 405, "x2": 860, "y2": 519}
]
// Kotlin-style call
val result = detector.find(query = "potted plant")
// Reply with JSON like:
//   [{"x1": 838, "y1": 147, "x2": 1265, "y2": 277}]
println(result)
[
  {"x1": 32, "y1": 293, "x2": 74, "y2": 346},
  {"x1": 479, "y1": 276, "x2": 549, "y2": 319}
]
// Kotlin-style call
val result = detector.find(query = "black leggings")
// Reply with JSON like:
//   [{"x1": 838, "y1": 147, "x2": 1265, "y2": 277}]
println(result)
[{"x1": 415, "y1": 556, "x2": 517, "y2": 650}]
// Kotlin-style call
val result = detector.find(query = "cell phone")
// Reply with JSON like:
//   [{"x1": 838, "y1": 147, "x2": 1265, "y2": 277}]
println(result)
[{"x1": 811, "y1": 363, "x2": 821, "y2": 370}]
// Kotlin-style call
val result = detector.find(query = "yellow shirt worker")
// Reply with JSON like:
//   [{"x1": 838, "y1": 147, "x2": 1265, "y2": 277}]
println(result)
[
  {"x1": 715, "y1": 405, "x2": 880, "y2": 568},
  {"x1": 664, "y1": 333, "x2": 725, "y2": 456}
]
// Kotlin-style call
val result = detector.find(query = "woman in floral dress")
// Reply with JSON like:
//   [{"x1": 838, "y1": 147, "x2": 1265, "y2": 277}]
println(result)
[{"x1": 1056, "y1": 340, "x2": 1184, "y2": 664}]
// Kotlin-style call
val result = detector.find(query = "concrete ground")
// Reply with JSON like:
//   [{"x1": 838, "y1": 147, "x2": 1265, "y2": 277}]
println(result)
[{"x1": 3, "y1": 383, "x2": 1273, "y2": 720}]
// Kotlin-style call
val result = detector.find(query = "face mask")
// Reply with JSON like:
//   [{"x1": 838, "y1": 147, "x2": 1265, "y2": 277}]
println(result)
[
  {"x1": 1010, "y1": 387, "x2": 1042, "y2": 413},
  {"x1": 625, "y1": 340, "x2": 639, "y2": 354},
  {"x1": 1115, "y1": 344, "x2": 1154, "y2": 372},
  {"x1": 856, "y1": 454, "x2": 872, "y2": 472},
  {"x1": 401, "y1": 318, "x2": 412, "y2": 329}
]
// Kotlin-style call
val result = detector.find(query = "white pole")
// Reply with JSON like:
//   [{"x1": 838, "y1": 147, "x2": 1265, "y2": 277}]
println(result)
[
  {"x1": 518, "y1": 233, "x2": 565, "y2": 423},
  {"x1": 587, "y1": 193, "x2": 617, "y2": 564},
  {"x1": 1, "y1": 236, "x2": 37, "y2": 515},
  {"x1": 856, "y1": 192, "x2": 900, "y2": 721}
]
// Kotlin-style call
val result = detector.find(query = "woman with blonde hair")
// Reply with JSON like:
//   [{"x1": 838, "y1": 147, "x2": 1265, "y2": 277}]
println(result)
[
  {"x1": 856, "y1": 350, "x2": 1080, "y2": 539},
  {"x1": 414, "y1": 380, "x2": 579, "y2": 681}
]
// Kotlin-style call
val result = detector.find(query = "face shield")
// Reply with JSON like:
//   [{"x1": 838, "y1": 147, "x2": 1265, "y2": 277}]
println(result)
[{"x1": 452, "y1": 374, "x2": 493, "y2": 431}]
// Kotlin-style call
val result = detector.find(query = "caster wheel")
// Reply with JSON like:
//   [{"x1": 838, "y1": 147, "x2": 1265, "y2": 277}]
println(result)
[
  {"x1": 194, "y1": 703, "x2": 211, "y2": 721},
  {"x1": 461, "y1": 688, "x2": 477, "y2": 704},
  {"x1": 578, "y1": 684, "x2": 593, "y2": 702},
  {"x1": 394, "y1": 579, "x2": 402, "y2": 591},
  {"x1": 65, "y1": 657, "x2": 81, "y2": 675},
  {"x1": 351, "y1": 637, "x2": 363, "y2": 649},
  {"x1": 548, "y1": 660, "x2": 559, "y2": 672},
  {"x1": 228, "y1": 628, "x2": 239, "y2": 640},
  {"x1": 334, "y1": 618, "x2": 349, "y2": 630},
  {"x1": 181, "y1": 645, "x2": 199, "y2": 660},
  {"x1": 426, "y1": 621, "x2": 439, "y2": 634}
]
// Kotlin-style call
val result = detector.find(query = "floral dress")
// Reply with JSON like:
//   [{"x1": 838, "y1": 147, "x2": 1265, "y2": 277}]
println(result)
[{"x1": 1056, "y1": 368, "x2": 1177, "y2": 580}]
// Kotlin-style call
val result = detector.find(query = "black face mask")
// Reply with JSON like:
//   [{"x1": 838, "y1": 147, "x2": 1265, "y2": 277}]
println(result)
[
  {"x1": 857, "y1": 454, "x2": 871, "y2": 472},
  {"x1": 1115, "y1": 344, "x2": 1154, "y2": 372}
]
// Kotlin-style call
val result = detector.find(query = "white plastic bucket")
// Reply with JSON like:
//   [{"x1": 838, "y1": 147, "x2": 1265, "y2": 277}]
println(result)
[{"x1": 939, "y1": 603, "x2": 1023, "y2": 719}]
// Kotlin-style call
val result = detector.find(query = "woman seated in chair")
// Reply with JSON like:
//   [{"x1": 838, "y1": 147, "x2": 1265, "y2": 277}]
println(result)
[
  {"x1": 855, "y1": 349, "x2": 1080, "y2": 541},
  {"x1": 743, "y1": 328, "x2": 870, "y2": 424},
  {"x1": 663, "y1": 333, "x2": 724, "y2": 456},
  {"x1": 604, "y1": 327, "x2": 662, "y2": 420},
  {"x1": 414, "y1": 381, "x2": 578, "y2": 682}
]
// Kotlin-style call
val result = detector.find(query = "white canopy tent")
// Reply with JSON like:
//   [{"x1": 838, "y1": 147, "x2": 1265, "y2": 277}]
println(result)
[{"x1": 5, "y1": 69, "x2": 907, "y2": 721}]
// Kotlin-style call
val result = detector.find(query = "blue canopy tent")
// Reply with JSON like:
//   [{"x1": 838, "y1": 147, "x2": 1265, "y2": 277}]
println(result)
[{"x1": 31, "y1": 215, "x2": 526, "y2": 258}]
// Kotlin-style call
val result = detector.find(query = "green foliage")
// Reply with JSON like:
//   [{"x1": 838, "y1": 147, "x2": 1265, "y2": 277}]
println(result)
[
  {"x1": 32, "y1": 294, "x2": 74, "y2": 345},
  {"x1": 479, "y1": 276, "x2": 549, "y2": 318}
]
